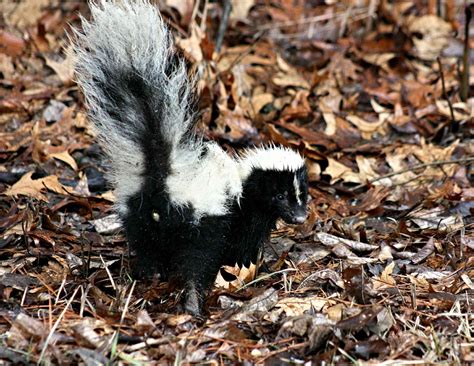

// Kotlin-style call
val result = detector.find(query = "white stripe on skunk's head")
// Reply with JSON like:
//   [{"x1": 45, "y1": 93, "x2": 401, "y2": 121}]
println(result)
[{"x1": 238, "y1": 145, "x2": 305, "y2": 180}]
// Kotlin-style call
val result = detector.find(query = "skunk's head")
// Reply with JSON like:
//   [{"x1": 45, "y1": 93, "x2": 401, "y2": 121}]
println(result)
[
  {"x1": 268, "y1": 166, "x2": 308, "y2": 224},
  {"x1": 239, "y1": 146, "x2": 309, "y2": 224}
]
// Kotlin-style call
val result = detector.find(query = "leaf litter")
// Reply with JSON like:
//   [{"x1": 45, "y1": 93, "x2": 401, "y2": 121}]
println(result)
[{"x1": 0, "y1": 0, "x2": 473, "y2": 364}]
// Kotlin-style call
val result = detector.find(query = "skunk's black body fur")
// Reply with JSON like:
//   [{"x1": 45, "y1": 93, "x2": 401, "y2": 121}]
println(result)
[{"x1": 73, "y1": 0, "x2": 308, "y2": 314}]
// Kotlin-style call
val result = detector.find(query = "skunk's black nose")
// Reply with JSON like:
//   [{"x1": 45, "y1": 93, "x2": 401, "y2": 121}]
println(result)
[
  {"x1": 289, "y1": 209, "x2": 307, "y2": 224},
  {"x1": 293, "y1": 213, "x2": 307, "y2": 224}
]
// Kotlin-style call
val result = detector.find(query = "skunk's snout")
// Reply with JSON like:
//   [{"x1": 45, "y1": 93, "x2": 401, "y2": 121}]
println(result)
[
  {"x1": 286, "y1": 208, "x2": 308, "y2": 225},
  {"x1": 293, "y1": 213, "x2": 308, "y2": 224}
]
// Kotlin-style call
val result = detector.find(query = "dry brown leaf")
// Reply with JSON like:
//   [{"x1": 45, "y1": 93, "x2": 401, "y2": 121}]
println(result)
[
  {"x1": 4, "y1": 171, "x2": 71, "y2": 202},
  {"x1": 251, "y1": 92, "x2": 273, "y2": 113},
  {"x1": 436, "y1": 100, "x2": 471, "y2": 120},
  {"x1": 274, "y1": 296, "x2": 328, "y2": 317},
  {"x1": 273, "y1": 55, "x2": 310, "y2": 89},
  {"x1": 411, "y1": 237, "x2": 436, "y2": 264},
  {"x1": 356, "y1": 156, "x2": 383, "y2": 184},
  {"x1": 49, "y1": 150, "x2": 78, "y2": 171},
  {"x1": 45, "y1": 46, "x2": 76, "y2": 85},
  {"x1": 215, "y1": 263, "x2": 256, "y2": 290},
  {"x1": 1, "y1": 0, "x2": 49, "y2": 28},
  {"x1": 346, "y1": 115, "x2": 387, "y2": 139},
  {"x1": 315, "y1": 232, "x2": 378, "y2": 252},
  {"x1": 407, "y1": 15, "x2": 452, "y2": 60},
  {"x1": 0, "y1": 54, "x2": 15, "y2": 78},
  {"x1": 176, "y1": 23, "x2": 203, "y2": 63},
  {"x1": 230, "y1": 0, "x2": 255, "y2": 22},
  {"x1": 324, "y1": 158, "x2": 361, "y2": 184},
  {"x1": 165, "y1": 0, "x2": 194, "y2": 20},
  {"x1": 374, "y1": 262, "x2": 396, "y2": 290}
]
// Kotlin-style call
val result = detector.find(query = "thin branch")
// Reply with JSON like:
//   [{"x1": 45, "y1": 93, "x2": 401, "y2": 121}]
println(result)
[
  {"x1": 461, "y1": 4, "x2": 472, "y2": 102},
  {"x1": 38, "y1": 287, "x2": 80, "y2": 364},
  {"x1": 215, "y1": 0, "x2": 232, "y2": 54},
  {"x1": 437, "y1": 57, "x2": 456, "y2": 125},
  {"x1": 256, "y1": 8, "x2": 368, "y2": 31},
  {"x1": 350, "y1": 156, "x2": 474, "y2": 191}
]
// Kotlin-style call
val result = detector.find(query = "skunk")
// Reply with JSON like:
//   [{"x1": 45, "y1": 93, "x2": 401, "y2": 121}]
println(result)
[{"x1": 73, "y1": 0, "x2": 308, "y2": 315}]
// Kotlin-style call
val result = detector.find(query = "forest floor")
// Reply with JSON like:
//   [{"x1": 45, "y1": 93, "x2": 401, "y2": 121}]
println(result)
[{"x1": 0, "y1": 0, "x2": 473, "y2": 364}]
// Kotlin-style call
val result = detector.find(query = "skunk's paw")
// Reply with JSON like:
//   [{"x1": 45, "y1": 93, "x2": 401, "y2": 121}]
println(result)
[{"x1": 183, "y1": 282, "x2": 205, "y2": 318}]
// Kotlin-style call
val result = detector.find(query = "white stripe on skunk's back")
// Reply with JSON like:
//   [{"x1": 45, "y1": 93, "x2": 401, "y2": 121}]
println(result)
[
  {"x1": 166, "y1": 142, "x2": 242, "y2": 219},
  {"x1": 238, "y1": 146, "x2": 305, "y2": 180}
]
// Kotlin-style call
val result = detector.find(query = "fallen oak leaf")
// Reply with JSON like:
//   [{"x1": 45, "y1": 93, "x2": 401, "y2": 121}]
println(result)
[{"x1": 3, "y1": 171, "x2": 72, "y2": 202}]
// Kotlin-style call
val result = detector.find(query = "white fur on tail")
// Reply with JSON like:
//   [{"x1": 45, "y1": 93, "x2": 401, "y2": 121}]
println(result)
[{"x1": 74, "y1": 0, "x2": 190, "y2": 214}]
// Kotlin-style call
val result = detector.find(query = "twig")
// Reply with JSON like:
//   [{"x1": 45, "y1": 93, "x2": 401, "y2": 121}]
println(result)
[
  {"x1": 259, "y1": 341, "x2": 308, "y2": 363},
  {"x1": 256, "y1": 8, "x2": 367, "y2": 31},
  {"x1": 350, "y1": 156, "x2": 474, "y2": 191},
  {"x1": 365, "y1": 0, "x2": 379, "y2": 33},
  {"x1": 215, "y1": 0, "x2": 232, "y2": 54},
  {"x1": 38, "y1": 287, "x2": 79, "y2": 364},
  {"x1": 437, "y1": 57, "x2": 456, "y2": 125},
  {"x1": 220, "y1": 30, "x2": 264, "y2": 73},
  {"x1": 461, "y1": 4, "x2": 472, "y2": 102},
  {"x1": 237, "y1": 268, "x2": 297, "y2": 292}
]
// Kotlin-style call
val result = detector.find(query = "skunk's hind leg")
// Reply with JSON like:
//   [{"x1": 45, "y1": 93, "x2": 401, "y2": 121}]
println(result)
[
  {"x1": 171, "y1": 228, "x2": 227, "y2": 316},
  {"x1": 123, "y1": 197, "x2": 165, "y2": 279}
]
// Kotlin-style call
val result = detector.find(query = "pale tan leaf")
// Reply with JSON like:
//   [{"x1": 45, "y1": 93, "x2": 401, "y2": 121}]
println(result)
[
  {"x1": 274, "y1": 296, "x2": 328, "y2": 317},
  {"x1": 230, "y1": 0, "x2": 255, "y2": 22},
  {"x1": 408, "y1": 15, "x2": 452, "y2": 60},
  {"x1": 346, "y1": 115, "x2": 387, "y2": 139},
  {"x1": 315, "y1": 232, "x2": 378, "y2": 251},
  {"x1": 374, "y1": 262, "x2": 396, "y2": 290},
  {"x1": 324, "y1": 158, "x2": 361, "y2": 184},
  {"x1": 45, "y1": 46, "x2": 76, "y2": 85},
  {"x1": 176, "y1": 24, "x2": 203, "y2": 63},
  {"x1": 4, "y1": 171, "x2": 72, "y2": 202},
  {"x1": 50, "y1": 150, "x2": 78, "y2": 171}
]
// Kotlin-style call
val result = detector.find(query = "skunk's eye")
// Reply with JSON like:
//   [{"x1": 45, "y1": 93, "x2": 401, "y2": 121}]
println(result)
[
  {"x1": 152, "y1": 210, "x2": 160, "y2": 222},
  {"x1": 276, "y1": 193, "x2": 285, "y2": 201}
]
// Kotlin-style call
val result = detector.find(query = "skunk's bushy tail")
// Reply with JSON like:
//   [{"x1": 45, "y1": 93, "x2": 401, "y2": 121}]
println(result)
[{"x1": 73, "y1": 0, "x2": 194, "y2": 214}]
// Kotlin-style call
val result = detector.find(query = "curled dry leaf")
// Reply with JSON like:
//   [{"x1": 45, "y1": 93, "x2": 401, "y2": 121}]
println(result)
[
  {"x1": 49, "y1": 150, "x2": 78, "y2": 171},
  {"x1": 45, "y1": 46, "x2": 76, "y2": 85},
  {"x1": 272, "y1": 55, "x2": 310, "y2": 89},
  {"x1": 233, "y1": 288, "x2": 278, "y2": 321},
  {"x1": 346, "y1": 115, "x2": 387, "y2": 139},
  {"x1": 411, "y1": 237, "x2": 436, "y2": 264},
  {"x1": 298, "y1": 269, "x2": 344, "y2": 289},
  {"x1": 72, "y1": 321, "x2": 104, "y2": 348},
  {"x1": 315, "y1": 232, "x2": 378, "y2": 252},
  {"x1": 215, "y1": 262, "x2": 256, "y2": 289}
]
